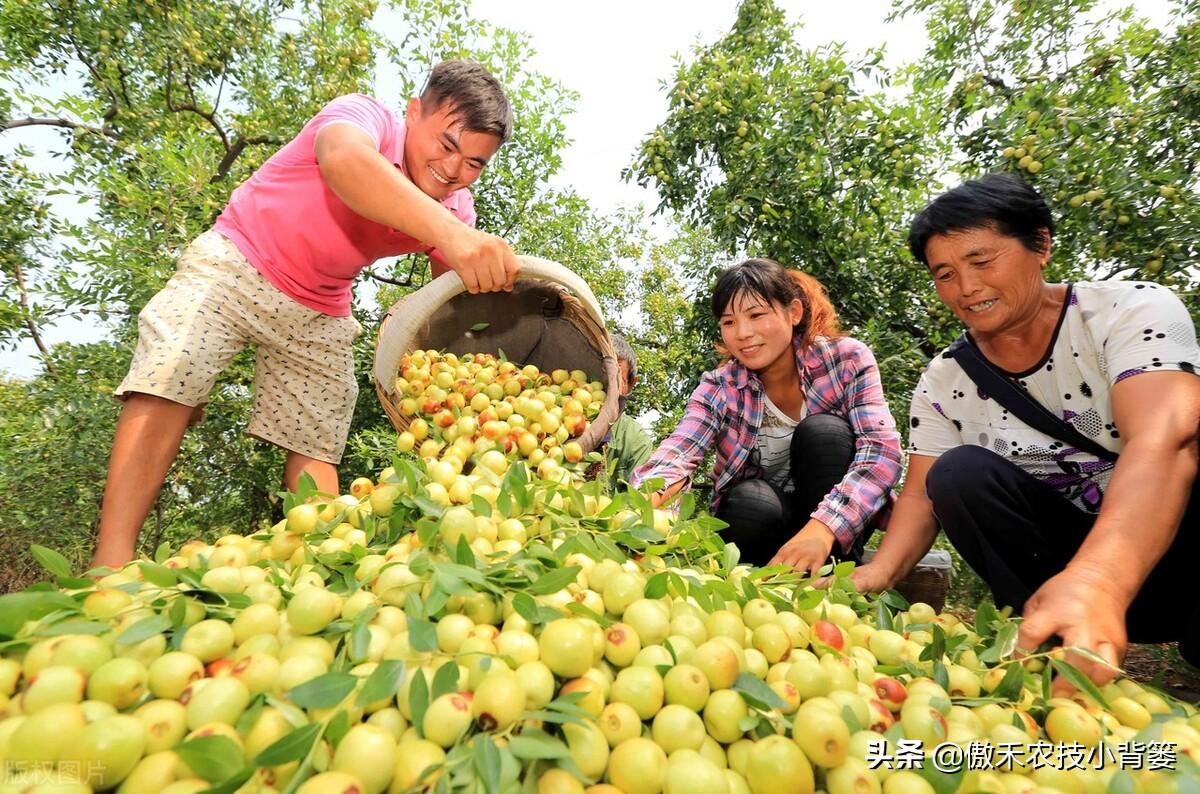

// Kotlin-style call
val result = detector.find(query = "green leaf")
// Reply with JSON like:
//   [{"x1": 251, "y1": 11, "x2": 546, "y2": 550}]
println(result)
[
  {"x1": 200, "y1": 769, "x2": 256, "y2": 794},
  {"x1": 932, "y1": 659, "x2": 949, "y2": 691},
  {"x1": 1108, "y1": 770, "x2": 1138, "y2": 794},
  {"x1": 404, "y1": 591, "x2": 425, "y2": 621},
  {"x1": 722, "y1": 542, "x2": 740, "y2": 572},
  {"x1": 1050, "y1": 658, "x2": 1111, "y2": 709},
  {"x1": 357, "y1": 660, "x2": 405, "y2": 706},
  {"x1": 174, "y1": 735, "x2": 245, "y2": 783},
  {"x1": 116, "y1": 614, "x2": 172, "y2": 646},
  {"x1": 921, "y1": 624, "x2": 947, "y2": 663},
  {"x1": 1067, "y1": 644, "x2": 1122, "y2": 673},
  {"x1": 913, "y1": 755, "x2": 964, "y2": 794},
  {"x1": 507, "y1": 729, "x2": 571, "y2": 760},
  {"x1": 434, "y1": 561, "x2": 487, "y2": 589},
  {"x1": 431, "y1": 660, "x2": 460, "y2": 700},
  {"x1": 875, "y1": 599, "x2": 893, "y2": 631},
  {"x1": 473, "y1": 734, "x2": 501, "y2": 794},
  {"x1": 565, "y1": 602, "x2": 612, "y2": 627},
  {"x1": 296, "y1": 471, "x2": 318, "y2": 502},
  {"x1": 0, "y1": 594, "x2": 79, "y2": 638},
  {"x1": 349, "y1": 605, "x2": 378, "y2": 662},
  {"x1": 252, "y1": 722, "x2": 323, "y2": 767},
  {"x1": 154, "y1": 542, "x2": 173, "y2": 564},
  {"x1": 325, "y1": 709, "x2": 351, "y2": 747},
  {"x1": 732, "y1": 673, "x2": 789, "y2": 710},
  {"x1": 285, "y1": 672, "x2": 357, "y2": 709},
  {"x1": 979, "y1": 623, "x2": 1018, "y2": 663},
  {"x1": 511, "y1": 591, "x2": 562, "y2": 626},
  {"x1": 974, "y1": 598, "x2": 999, "y2": 637},
  {"x1": 38, "y1": 619, "x2": 110, "y2": 636},
  {"x1": 407, "y1": 616, "x2": 438, "y2": 653},
  {"x1": 794, "y1": 589, "x2": 824, "y2": 611},
  {"x1": 410, "y1": 672, "x2": 430, "y2": 738},
  {"x1": 138, "y1": 561, "x2": 178, "y2": 588},
  {"x1": 168, "y1": 596, "x2": 188, "y2": 630},
  {"x1": 644, "y1": 571, "x2": 669, "y2": 599},
  {"x1": 470, "y1": 322, "x2": 491, "y2": 332},
  {"x1": 236, "y1": 695, "x2": 266, "y2": 736},
  {"x1": 469, "y1": 494, "x2": 492, "y2": 518},
  {"x1": 993, "y1": 662, "x2": 1025, "y2": 702},
  {"x1": 526, "y1": 566, "x2": 581, "y2": 595},
  {"x1": 30, "y1": 544, "x2": 71, "y2": 580},
  {"x1": 880, "y1": 589, "x2": 910, "y2": 611}
]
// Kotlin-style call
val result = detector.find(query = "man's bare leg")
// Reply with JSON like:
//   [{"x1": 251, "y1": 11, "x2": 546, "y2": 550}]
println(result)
[
  {"x1": 92, "y1": 394, "x2": 196, "y2": 569},
  {"x1": 284, "y1": 451, "x2": 340, "y2": 497}
]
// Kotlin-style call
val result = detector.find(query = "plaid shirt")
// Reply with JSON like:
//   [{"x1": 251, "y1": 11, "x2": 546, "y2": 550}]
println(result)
[{"x1": 631, "y1": 335, "x2": 902, "y2": 552}]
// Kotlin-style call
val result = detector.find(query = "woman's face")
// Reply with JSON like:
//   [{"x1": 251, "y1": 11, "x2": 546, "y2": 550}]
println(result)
[
  {"x1": 925, "y1": 225, "x2": 1050, "y2": 343},
  {"x1": 719, "y1": 291, "x2": 803, "y2": 372}
]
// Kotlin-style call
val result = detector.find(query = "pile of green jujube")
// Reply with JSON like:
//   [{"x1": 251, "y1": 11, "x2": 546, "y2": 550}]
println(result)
[{"x1": 0, "y1": 357, "x2": 1196, "y2": 794}]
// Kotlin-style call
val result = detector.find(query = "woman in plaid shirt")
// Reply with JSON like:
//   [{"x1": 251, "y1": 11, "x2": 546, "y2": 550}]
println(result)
[{"x1": 631, "y1": 259, "x2": 902, "y2": 573}]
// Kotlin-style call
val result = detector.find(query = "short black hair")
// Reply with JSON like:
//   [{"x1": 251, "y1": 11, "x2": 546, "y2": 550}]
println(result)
[
  {"x1": 421, "y1": 60, "x2": 513, "y2": 142},
  {"x1": 907, "y1": 173, "x2": 1056, "y2": 267}
]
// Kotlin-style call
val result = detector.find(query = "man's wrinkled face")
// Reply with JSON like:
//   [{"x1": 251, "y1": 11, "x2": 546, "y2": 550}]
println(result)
[{"x1": 403, "y1": 98, "x2": 502, "y2": 201}]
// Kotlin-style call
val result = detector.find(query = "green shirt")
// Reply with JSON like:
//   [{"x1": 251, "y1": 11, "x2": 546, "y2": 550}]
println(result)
[{"x1": 606, "y1": 413, "x2": 655, "y2": 490}]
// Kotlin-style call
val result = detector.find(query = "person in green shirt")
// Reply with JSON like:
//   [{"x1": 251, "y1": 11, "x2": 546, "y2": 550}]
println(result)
[{"x1": 605, "y1": 334, "x2": 655, "y2": 489}]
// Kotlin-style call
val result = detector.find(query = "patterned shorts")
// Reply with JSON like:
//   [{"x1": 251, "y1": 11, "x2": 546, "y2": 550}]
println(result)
[{"x1": 117, "y1": 230, "x2": 362, "y2": 464}]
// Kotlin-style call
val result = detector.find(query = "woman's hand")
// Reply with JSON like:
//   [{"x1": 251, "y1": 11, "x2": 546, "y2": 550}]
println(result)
[
  {"x1": 769, "y1": 519, "x2": 836, "y2": 577},
  {"x1": 845, "y1": 562, "x2": 896, "y2": 593}
]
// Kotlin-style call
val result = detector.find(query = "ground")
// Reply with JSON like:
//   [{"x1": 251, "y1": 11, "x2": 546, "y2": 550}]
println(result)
[{"x1": 1122, "y1": 643, "x2": 1200, "y2": 702}]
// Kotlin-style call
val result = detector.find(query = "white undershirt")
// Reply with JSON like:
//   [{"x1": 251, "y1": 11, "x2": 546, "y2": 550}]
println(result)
[{"x1": 757, "y1": 393, "x2": 804, "y2": 491}]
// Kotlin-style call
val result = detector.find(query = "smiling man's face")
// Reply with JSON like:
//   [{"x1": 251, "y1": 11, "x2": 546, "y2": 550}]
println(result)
[{"x1": 403, "y1": 98, "x2": 502, "y2": 200}]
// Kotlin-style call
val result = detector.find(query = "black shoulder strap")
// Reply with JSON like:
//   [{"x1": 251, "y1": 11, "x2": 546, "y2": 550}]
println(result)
[{"x1": 947, "y1": 334, "x2": 1118, "y2": 462}]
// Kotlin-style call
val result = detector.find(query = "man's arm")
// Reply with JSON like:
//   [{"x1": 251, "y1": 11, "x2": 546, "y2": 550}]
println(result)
[
  {"x1": 1018, "y1": 371, "x2": 1200, "y2": 683},
  {"x1": 843, "y1": 454, "x2": 941, "y2": 592},
  {"x1": 314, "y1": 123, "x2": 518, "y2": 293}
]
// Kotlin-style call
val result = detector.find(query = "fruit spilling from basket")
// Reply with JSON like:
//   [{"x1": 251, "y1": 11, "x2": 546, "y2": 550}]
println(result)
[{"x1": 392, "y1": 350, "x2": 606, "y2": 475}]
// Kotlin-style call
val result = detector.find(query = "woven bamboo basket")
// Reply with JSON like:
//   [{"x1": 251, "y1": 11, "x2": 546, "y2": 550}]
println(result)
[
  {"x1": 373, "y1": 255, "x2": 620, "y2": 455},
  {"x1": 862, "y1": 548, "x2": 953, "y2": 613}
]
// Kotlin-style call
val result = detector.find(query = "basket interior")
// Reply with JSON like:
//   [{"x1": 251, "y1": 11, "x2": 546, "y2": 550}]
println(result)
[{"x1": 408, "y1": 284, "x2": 607, "y2": 381}]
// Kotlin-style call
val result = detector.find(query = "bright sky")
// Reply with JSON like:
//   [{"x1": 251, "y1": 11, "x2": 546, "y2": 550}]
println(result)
[
  {"x1": 472, "y1": 0, "x2": 929, "y2": 214},
  {"x1": 1, "y1": 1, "x2": 926, "y2": 378}
]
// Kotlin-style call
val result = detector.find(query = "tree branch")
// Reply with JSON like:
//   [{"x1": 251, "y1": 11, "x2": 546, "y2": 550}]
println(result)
[
  {"x1": 165, "y1": 63, "x2": 231, "y2": 151},
  {"x1": 210, "y1": 135, "x2": 280, "y2": 182},
  {"x1": 0, "y1": 117, "x2": 114, "y2": 137},
  {"x1": 365, "y1": 256, "x2": 428, "y2": 287},
  {"x1": 10, "y1": 260, "x2": 58, "y2": 378}
]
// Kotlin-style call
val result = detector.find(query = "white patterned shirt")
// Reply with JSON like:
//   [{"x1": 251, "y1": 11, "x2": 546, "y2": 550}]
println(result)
[{"x1": 908, "y1": 281, "x2": 1200, "y2": 512}]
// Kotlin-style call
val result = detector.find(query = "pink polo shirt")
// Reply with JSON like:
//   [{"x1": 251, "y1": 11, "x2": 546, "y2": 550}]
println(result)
[{"x1": 213, "y1": 94, "x2": 476, "y2": 316}]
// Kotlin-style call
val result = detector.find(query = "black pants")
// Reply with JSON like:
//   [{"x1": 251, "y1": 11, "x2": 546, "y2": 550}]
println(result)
[
  {"x1": 928, "y1": 445, "x2": 1200, "y2": 663},
  {"x1": 716, "y1": 414, "x2": 869, "y2": 566}
]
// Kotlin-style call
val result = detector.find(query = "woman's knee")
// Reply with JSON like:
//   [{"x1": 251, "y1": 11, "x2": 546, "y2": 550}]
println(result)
[
  {"x1": 717, "y1": 478, "x2": 786, "y2": 527},
  {"x1": 794, "y1": 413, "x2": 853, "y2": 448},
  {"x1": 792, "y1": 414, "x2": 855, "y2": 477}
]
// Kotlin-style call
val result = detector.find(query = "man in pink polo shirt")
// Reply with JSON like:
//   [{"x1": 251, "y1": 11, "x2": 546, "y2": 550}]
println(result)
[{"x1": 92, "y1": 60, "x2": 518, "y2": 568}]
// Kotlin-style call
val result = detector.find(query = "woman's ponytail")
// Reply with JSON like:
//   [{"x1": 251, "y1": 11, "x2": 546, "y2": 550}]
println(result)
[{"x1": 787, "y1": 269, "x2": 841, "y2": 347}]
